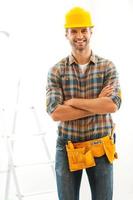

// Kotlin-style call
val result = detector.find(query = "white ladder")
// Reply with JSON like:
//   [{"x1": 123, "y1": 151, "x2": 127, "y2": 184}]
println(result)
[{"x1": 2, "y1": 81, "x2": 56, "y2": 200}]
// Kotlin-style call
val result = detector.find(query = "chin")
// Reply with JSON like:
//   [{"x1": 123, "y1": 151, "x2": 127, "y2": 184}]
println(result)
[
  {"x1": 76, "y1": 45, "x2": 86, "y2": 51},
  {"x1": 77, "y1": 47, "x2": 84, "y2": 51}
]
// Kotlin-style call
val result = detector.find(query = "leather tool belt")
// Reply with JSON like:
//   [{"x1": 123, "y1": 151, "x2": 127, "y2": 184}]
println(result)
[{"x1": 66, "y1": 135, "x2": 117, "y2": 172}]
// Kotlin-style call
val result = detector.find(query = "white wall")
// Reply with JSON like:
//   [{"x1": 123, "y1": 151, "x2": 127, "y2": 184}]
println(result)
[{"x1": 0, "y1": 0, "x2": 133, "y2": 199}]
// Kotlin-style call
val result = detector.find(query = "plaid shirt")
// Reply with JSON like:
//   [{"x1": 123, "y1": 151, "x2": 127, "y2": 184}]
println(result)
[{"x1": 46, "y1": 52, "x2": 121, "y2": 141}]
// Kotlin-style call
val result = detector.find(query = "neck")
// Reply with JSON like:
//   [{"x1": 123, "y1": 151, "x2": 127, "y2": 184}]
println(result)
[{"x1": 72, "y1": 48, "x2": 92, "y2": 64}]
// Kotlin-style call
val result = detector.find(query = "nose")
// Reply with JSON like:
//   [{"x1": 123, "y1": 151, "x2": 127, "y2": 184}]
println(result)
[{"x1": 76, "y1": 30, "x2": 83, "y2": 39}]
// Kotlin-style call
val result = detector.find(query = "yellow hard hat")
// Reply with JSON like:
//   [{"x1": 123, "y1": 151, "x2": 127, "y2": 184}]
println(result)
[{"x1": 64, "y1": 7, "x2": 94, "y2": 28}]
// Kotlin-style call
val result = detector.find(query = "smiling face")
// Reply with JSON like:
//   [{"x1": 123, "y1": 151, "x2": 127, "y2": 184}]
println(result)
[{"x1": 65, "y1": 27, "x2": 92, "y2": 52}]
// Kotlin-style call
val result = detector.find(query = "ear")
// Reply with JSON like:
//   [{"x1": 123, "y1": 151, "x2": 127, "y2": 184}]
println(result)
[
  {"x1": 65, "y1": 29, "x2": 69, "y2": 38},
  {"x1": 65, "y1": 32, "x2": 68, "y2": 39},
  {"x1": 90, "y1": 28, "x2": 93, "y2": 35}
]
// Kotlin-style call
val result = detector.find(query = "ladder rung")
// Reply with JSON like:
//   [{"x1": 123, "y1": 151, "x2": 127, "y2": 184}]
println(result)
[
  {"x1": 0, "y1": 169, "x2": 8, "y2": 173},
  {"x1": 14, "y1": 161, "x2": 55, "y2": 168},
  {"x1": 1, "y1": 132, "x2": 47, "y2": 140},
  {"x1": 17, "y1": 190, "x2": 56, "y2": 198}
]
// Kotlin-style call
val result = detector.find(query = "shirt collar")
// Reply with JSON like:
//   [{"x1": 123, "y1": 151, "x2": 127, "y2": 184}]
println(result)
[{"x1": 68, "y1": 51, "x2": 97, "y2": 65}]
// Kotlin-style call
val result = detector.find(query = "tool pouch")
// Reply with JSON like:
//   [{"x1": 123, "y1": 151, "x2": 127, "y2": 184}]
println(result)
[
  {"x1": 66, "y1": 141, "x2": 96, "y2": 172},
  {"x1": 66, "y1": 136, "x2": 117, "y2": 172},
  {"x1": 102, "y1": 137, "x2": 116, "y2": 163}
]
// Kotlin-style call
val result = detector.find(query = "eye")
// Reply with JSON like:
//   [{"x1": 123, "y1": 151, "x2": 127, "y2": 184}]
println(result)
[
  {"x1": 70, "y1": 29, "x2": 77, "y2": 34},
  {"x1": 81, "y1": 28, "x2": 88, "y2": 33}
]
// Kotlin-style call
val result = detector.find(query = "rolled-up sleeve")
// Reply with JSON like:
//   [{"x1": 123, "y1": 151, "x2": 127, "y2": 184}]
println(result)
[
  {"x1": 104, "y1": 61, "x2": 122, "y2": 109},
  {"x1": 46, "y1": 67, "x2": 63, "y2": 115}
]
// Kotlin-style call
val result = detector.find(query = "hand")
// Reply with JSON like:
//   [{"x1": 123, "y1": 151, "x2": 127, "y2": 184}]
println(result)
[
  {"x1": 64, "y1": 99, "x2": 74, "y2": 106},
  {"x1": 99, "y1": 85, "x2": 114, "y2": 98}
]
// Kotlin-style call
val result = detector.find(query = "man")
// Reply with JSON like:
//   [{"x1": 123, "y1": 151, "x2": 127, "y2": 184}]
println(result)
[{"x1": 46, "y1": 6, "x2": 121, "y2": 200}]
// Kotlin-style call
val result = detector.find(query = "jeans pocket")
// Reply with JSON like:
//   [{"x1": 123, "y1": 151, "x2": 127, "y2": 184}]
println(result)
[
  {"x1": 56, "y1": 144, "x2": 65, "y2": 151},
  {"x1": 56, "y1": 137, "x2": 66, "y2": 151}
]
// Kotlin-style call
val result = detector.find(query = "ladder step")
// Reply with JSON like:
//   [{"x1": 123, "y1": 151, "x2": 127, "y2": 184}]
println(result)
[
  {"x1": 14, "y1": 161, "x2": 55, "y2": 168},
  {"x1": 17, "y1": 190, "x2": 56, "y2": 198}
]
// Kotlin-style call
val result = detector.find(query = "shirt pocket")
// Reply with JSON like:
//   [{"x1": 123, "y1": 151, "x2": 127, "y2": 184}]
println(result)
[
  {"x1": 86, "y1": 72, "x2": 105, "y2": 98},
  {"x1": 89, "y1": 72, "x2": 105, "y2": 85},
  {"x1": 61, "y1": 75, "x2": 80, "y2": 99}
]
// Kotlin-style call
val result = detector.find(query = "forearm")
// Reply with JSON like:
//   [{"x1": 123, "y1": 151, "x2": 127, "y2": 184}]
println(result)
[
  {"x1": 51, "y1": 104, "x2": 95, "y2": 122},
  {"x1": 65, "y1": 97, "x2": 117, "y2": 114}
]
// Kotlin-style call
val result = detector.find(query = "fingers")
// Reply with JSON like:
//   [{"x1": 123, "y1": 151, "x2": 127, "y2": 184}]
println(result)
[
  {"x1": 64, "y1": 99, "x2": 72, "y2": 106},
  {"x1": 64, "y1": 100, "x2": 68, "y2": 105},
  {"x1": 102, "y1": 85, "x2": 113, "y2": 92},
  {"x1": 99, "y1": 85, "x2": 114, "y2": 97}
]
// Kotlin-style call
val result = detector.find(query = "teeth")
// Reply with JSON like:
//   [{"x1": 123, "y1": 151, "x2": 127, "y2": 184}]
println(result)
[{"x1": 77, "y1": 41, "x2": 84, "y2": 43}]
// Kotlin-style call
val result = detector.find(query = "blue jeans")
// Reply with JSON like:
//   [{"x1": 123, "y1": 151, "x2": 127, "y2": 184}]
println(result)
[{"x1": 55, "y1": 136, "x2": 113, "y2": 200}]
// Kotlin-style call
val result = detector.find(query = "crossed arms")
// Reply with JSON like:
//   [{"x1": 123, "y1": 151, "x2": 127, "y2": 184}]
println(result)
[{"x1": 51, "y1": 85, "x2": 117, "y2": 122}]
